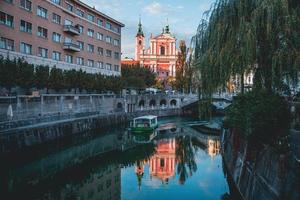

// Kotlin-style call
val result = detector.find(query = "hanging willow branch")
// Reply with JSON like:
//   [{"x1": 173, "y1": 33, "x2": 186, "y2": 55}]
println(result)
[{"x1": 192, "y1": 0, "x2": 300, "y2": 95}]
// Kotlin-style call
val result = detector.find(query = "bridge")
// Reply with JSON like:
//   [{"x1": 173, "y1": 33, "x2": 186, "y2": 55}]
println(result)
[
  {"x1": 0, "y1": 92, "x2": 234, "y2": 134},
  {"x1": 181, "y1": 93, "x2": 233, "y2": 115}
]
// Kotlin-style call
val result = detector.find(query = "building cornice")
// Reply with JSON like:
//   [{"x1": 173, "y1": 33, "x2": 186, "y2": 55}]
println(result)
[
  {"x1": 46, "y1": 0, "x2": 124, "y2": 36},
  {"x1": 73, "y1": 0, "x2": 124, "y2": 27}
]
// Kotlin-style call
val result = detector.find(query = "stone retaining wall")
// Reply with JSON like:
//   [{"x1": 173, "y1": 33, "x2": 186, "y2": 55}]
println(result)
[
  {"x1": 0, "y1": 108, "x2": 181, "y2": 153},
  {"x1": 221, "y1": 129, "x2": 300, "y2": 200}
]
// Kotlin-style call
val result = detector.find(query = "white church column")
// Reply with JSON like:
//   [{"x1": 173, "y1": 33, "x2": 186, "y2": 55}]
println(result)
[
  {"x1": 172, "y1": 42, "x2": 175, "y2": 55},
  {"x1": 174, "y1": 65, "x2": 176, "y2": 76}
]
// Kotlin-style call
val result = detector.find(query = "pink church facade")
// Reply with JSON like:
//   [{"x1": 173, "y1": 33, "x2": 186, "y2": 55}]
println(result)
[{"x1": 134, "y1": 20, "x2": 178, "y2": 81}]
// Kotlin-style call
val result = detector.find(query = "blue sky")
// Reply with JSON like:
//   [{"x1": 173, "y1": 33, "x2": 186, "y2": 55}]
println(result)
[{"x1": 82, "y1": 0, "x2": 215, "y2": 58}]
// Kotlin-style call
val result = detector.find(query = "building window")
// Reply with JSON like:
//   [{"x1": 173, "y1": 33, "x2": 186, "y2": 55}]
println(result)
[
  {"x1": 0, "y1": 11, "x2": 14, "y2": 27},
  {"x1": 52, "y1": 32, "x2": 61, "y2": 43},
  {"x1": 105, "y1": 36, "x2": 112, "y2": 44},
  {"x1": 87, "y1": 44, "x2": 94, "y2": 53},
  {"x1": 64, "y1": 37, "x2": 72, "y2": 43},
  {"x1": 98, "y1": 47, "x2": 103, "y2": 56},
  {"x1": 113, "y1": 39, "x2": 119, "y2": 46},
  {"x1": 106, "y1": 22, "x2": 112, "y2": 30},
  {"x1": 76, "y1": 9, "x2": 84, "y2": 17},
  {"x1": 96, "y1": 61, "x2": 103, "y2": 68},
  {"x1": 66, "y1": 2, "x2": 73, "y2": 12},
  {"x1": 20, "y1": 20, "x2": 32, "y2": 33},
  {"x1": 38, "y1": 47, "x2": 48, "y2": 58},
  {"x1": 113, "y1": 27, "x2": 120, "y2": 33},
  {"x1": 77, "y1": 25, "x2": 83, "y2": 34},
  {"x1": 87, "y1": 29, "x2": 94, "y2": 37},
  {"x1": 37, "y1": 6, "x2": 47, "y2": 19},
  {"x1": 77, "y1": 57, "x2": 84, "y2": 65},
  {"x1": 65, "y1": 54, "x2": 73, "y2": 63},
  {"x1": 77, "y1": 41, "x2": 84, "y2": 50},
  {"x1": 0, "y1": 37, "x2": 14, "y2": 50},
  {"x1": 106, "y1": 50, "x2": 112, "y2": 57},
  {"x1": 87, "y1": 59, "x2": 94, "y2": 67},
  {"x1": 52, "y1": 13, "x2": 61, "y2": 24},
  {"x1": 20, "y1": 42, "x2": 32, "y2": 54},
  {"x1": 20, "y1": 0, "x2": 32, "y2": 11},
  {"x1": 96, "y1": 32, "x2": 103, "y2": 41},
  {"x1": 114, "y1": 52, "x2": 119, "y2": 59},
  {"x1": 51, "y1": 0, "x2": 60, "y2": 5},
  {"x1": 52, "y1": 51, "x2": 61, "y2": 60},
  {"x1": 160, "y1": 46, "x2": 165, "y2": 55},
  {"x1": 106, "y1": 63, "x2": 112, "y2": 70},
  {"x1": 114, "y1": 65, "x2": 119, "y2": 71},
  {"x1": 37, "y1": 26, "x2": 48, "y2": 38},
  {"x1": 97, "y1": 19, "x2": 103, "y2": 27},
  {"x1": 87, "y1": 14, "x2": 94, "y2": 22},
  {"x1": 64, "y1": 19, "x2": 72, "y2": 25}
]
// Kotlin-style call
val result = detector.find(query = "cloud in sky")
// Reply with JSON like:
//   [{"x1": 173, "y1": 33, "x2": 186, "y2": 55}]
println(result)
[
  {"x1": 82, "y1": 0, "x2": 215, "y2": 58},
  {"x1": 143, "y1": 2, "x2": 164, "y2": 15}
]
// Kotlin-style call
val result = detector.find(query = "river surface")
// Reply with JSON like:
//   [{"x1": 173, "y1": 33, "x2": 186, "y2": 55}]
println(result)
[{"x1": 0, "y1": 117, "x2": 239, "y2": 200}]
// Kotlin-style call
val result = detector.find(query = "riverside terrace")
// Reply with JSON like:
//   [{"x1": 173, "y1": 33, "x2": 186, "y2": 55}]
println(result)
[
  {"x1": 0, "y1": 93, "x2": 198, "y2": 151},
  {"x1": 0, "y1": 93, "x2": 238, "y2": 131}
]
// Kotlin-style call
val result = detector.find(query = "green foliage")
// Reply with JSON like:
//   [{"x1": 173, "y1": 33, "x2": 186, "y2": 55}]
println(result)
[
  {"x1": 49, "y1": 67, "x2": 64, "y2": 91},
  {"x1": 193, "y1": 0, "x2": 300, "y2": 95},
  {"x1": 0, "y1": 58, "x2": 18, "y2": 91},
  {"x1": 0, "y1": 58, "x2": 156, "y2": 94},
  {"x1": 175, "y1": 41, "x2": 195, "y2": 92},
  {"x1": 16, "y1": 59, "x2": 34, "y2": 90},
  {"x1": 225, "y1": 90, "x2": 290, "y2": 143},
  {"x1": 35, "y1": 65, "x2": 49, "y2": 90},
  {"x1": 121, "y1": 64, "x2": 156, "y2": 89}
]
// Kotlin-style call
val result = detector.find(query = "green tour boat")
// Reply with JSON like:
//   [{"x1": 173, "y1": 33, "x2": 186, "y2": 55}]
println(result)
[{"x1": 131, "y1": 115, "x2": 158, "y2": 134}]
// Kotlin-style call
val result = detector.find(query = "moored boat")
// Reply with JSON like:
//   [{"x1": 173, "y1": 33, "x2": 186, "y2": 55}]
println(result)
[{"x1": 131, "y1": 115, "x2": 158, "y2": 134}]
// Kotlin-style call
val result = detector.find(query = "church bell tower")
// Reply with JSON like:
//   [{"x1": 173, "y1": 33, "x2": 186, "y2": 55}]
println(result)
[{"x1": 135, "y1": 17, "x2": 144, "y2": 61}]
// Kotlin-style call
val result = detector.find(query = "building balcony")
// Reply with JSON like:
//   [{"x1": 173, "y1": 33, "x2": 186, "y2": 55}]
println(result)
[
  {"x1": 63, "y1": 25, "x2": 80, "y2": 35},
  {"x1": 63, "y1": 42, "x2": 80, "y2": 52}
]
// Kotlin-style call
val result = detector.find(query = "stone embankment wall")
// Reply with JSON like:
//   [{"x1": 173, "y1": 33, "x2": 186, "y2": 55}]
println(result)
[
  {"x1": 0, "y1": 108, "x2": 181, "y2": 153},
  {"x1": 221, "y1": 129, "x2": 300, "y2": 200}
]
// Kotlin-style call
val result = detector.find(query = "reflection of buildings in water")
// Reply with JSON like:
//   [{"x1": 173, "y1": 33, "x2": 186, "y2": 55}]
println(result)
[
  {"x1": 149, "y1": 139, "x2": 176, "y2": 183},
  {"x1": 207, "y1": 139, "x2": 221, "y2": 157},
  {"x1": 134, "y1": 139, "x2": 176, "y2": 186},
  {"x1": 135, "y1": 161, "x2": 145, "y2": 190},
  {"x1": 62, "y1": 165, "x2": 121, "y2": 200}
]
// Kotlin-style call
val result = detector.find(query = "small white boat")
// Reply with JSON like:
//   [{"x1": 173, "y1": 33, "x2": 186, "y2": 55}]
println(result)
[{"x1": 131, "y1": 115, "x2": 158, "y2": 134}]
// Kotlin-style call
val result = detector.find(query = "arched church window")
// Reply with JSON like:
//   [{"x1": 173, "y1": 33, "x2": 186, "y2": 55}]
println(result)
[
  {"x1": 139, "y1": 40, "x2": 142, "y2": 45},
  {"x1": 160, "y1": 46, "x2": 165, "y2": 55}
]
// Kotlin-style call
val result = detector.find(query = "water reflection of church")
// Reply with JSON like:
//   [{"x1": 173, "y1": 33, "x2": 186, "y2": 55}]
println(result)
[
  {"x1": 135, "y1": 136, "x2": 221, "y2": 187},
  {"x1": 208, "y1": 139, "x2": 221, "y2": 157},
  {"x1": 149, "y1": 139, "x2": 176, "y2": 182}
]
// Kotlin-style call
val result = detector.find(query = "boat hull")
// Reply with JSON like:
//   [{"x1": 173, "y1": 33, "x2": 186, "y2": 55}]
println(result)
[{"x1": 131, "y1": 126, "x2": 157, "y2": 134}]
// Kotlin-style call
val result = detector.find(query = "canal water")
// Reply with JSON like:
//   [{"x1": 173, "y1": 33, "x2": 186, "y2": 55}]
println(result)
[{"x1": 0, "y1": 117, "x2": 239, "y2": 200}]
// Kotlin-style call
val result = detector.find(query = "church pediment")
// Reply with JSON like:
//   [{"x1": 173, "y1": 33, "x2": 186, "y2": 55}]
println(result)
[{"x1": 154, "y1": 33, "x2": 175, "y2": 40}]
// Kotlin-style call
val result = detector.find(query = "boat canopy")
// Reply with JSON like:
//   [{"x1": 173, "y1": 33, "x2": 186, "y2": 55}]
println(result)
[{"x1": 134, "y1": 115, "x2": 157, "y2": 120}]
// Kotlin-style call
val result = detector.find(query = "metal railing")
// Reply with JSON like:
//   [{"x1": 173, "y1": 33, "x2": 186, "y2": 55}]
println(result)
[{"x1": 63, "y1": 25, "x2": 80, "y2": 35}]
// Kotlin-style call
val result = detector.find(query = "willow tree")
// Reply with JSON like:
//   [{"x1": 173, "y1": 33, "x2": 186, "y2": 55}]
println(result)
[{"x1": 193, "y1": 0, "x2": 300, "y2": 97}]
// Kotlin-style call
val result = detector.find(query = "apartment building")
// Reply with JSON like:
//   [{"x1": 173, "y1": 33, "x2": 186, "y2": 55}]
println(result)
[{"x1": 0, "y1": 0, "x2": 124, "y2": 76}]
